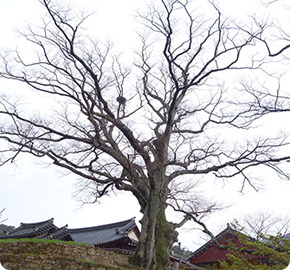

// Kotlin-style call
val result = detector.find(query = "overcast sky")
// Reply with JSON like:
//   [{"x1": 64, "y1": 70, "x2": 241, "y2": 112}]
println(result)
[{"x1": 1, "y1": 2, "x2": 290, "y2": 267}]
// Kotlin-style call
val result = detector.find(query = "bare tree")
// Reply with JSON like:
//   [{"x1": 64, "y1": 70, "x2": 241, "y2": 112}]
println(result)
[
  {"x1": 233, "y1": 210, "x2": 290, "y2": 240},
  {"x1": 1, "y1": 0, "x2": 290, "y2": 269}
]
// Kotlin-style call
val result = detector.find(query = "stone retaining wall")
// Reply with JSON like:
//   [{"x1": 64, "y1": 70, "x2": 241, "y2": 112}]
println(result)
[{"x1": 0, "y1": 240, "x2": 135, "y2": 270}]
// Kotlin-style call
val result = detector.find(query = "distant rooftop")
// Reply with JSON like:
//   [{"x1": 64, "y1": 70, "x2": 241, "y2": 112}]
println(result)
[{"x1": 0, "y1": 218, "x2": 58, "y2": 239}]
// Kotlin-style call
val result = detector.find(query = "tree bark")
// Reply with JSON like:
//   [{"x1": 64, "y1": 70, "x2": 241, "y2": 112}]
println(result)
[{"x1": 130, "y1": 191, "x2": 178, "y2": 269}]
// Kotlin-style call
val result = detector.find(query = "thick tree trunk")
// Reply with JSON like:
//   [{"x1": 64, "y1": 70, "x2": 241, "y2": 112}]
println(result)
[
  {"x1": 129, "y1": 193, "x2": 178, "y2": 269},
  {"x1": 154, "y1": 206, "x2": 179, "y2": 269}
]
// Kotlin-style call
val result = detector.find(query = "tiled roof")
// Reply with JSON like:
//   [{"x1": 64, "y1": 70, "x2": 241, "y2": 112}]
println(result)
[
  {"x1": 69, "y1": 217, "x2": 137, "y2": 245},
  {"x1": 0, "y1": 218, "x2": 57, "y2": 239},
  {"x1": 187, "y1": 223, "x2": 238, "y2": 261},
  {"x1": 47, "y1": 225, "x2": 73, "y2": 241},
  {"x1": 0, "y1": 217, "x2": 139, "y2": 248},
  {"x1": 188, "y1": 223, "x2": 259, "y2": 262}
]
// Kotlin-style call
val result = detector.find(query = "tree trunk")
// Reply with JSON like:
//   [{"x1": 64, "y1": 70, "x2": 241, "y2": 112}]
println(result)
[{"x1": 129, "y1": 193, "x2": 178, "y2": 269}]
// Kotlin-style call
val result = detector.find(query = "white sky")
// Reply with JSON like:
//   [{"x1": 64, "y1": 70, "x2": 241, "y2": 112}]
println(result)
[{"x1": 1, "y1": 2, "x2": 290, "y2": 266}]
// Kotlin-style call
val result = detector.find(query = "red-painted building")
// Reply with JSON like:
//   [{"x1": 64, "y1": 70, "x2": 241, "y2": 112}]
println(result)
[{"x1": 188, "y1": 224, "x2": 268, "y2": 269}]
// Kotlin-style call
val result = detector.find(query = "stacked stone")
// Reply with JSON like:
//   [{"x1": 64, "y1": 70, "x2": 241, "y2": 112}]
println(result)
[{"x1": 0, "y1": 241, "x2": 131, "y2": 270}]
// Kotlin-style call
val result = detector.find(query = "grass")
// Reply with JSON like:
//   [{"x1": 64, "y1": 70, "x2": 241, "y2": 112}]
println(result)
[
  {"x1": 79, "y1": 259, "x2": 93, "y2": 267},
  {"x1": 0, "y1": 238, "x2": 90, "y2": 246}
]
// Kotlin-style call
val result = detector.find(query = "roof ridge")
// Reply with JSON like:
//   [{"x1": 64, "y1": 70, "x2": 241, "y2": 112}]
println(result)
[
  {"x1": 19, "y1": 218, "x2": 54, "y2": 228},
  {"x1": 68, "y1": 217, "x2": 136, "y2": 232}
]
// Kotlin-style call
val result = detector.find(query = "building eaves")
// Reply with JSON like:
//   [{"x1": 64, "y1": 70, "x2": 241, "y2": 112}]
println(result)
[{"x1": 69, "y1": 217, "x2": 137, "y2": 246}]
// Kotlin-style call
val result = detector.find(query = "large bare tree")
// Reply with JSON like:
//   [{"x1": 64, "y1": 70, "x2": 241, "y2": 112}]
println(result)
[{"x1": 1, "y1": 0, "x2": 290, "y2": 268}]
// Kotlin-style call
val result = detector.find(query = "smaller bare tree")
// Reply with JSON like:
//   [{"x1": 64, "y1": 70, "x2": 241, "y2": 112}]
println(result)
[{"x1": 233, "y1": 210, "x2": 290, "y2": 240}]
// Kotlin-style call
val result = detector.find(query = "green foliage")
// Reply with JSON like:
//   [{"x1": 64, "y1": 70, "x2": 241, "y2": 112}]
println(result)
[
  {"x1": 79, "y1": 259, "x2": 93, "y2": 267},
  {"x1": 200, "y1": 266, "x2": 215, "y2": 270},
  {"x1": 219, "y1": 221, "x2": 290, "y2": 270}
]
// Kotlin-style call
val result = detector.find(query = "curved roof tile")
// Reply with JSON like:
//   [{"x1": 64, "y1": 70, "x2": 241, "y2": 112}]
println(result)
[{"x1": 69, "y1": 217, "x2": 137, "y2": 245}]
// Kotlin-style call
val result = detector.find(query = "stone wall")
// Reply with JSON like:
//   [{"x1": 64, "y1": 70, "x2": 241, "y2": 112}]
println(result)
[{"x1": 0, "y1": 240, "x2": 136, "y2": 270}]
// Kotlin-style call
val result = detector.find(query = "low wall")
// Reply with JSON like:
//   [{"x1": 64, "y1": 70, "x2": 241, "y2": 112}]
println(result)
[{"x1": 0, "y1": 240, "x2": 134, "y2": 270}]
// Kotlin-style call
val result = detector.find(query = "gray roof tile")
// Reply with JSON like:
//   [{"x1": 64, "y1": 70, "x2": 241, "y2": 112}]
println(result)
[
  {"x1": 0, "y1": 217, "x2": 139, "y2": 247},
  {"x1": 0, "y1": 218, "x2": 57, "y2": 239},
  {"x1": 69, "y1": 217, "x2": 137, "y2": 245}
]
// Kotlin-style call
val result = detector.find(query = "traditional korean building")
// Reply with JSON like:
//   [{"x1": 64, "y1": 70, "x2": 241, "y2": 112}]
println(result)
[
  {"x1": 0, "y1": 217, "x2": 139, "y2": 253},
  {"x1": 68, "y1": 217, "x2": 140, "y2": 253},
  {"x1": 0, "y1": 218, "x2": 66, "y2": 240},
  {"x1": 0, "y1": 217, "x2": 200, "y2": 268},
  {"x1": 188, "y1": 223, "x2": 268, "y2": 269}
]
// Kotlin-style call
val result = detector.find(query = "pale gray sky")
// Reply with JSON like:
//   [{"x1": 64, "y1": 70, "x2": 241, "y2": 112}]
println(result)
[{"x1": 1, "y1": 1, "x2": 290, "y2": 265}]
